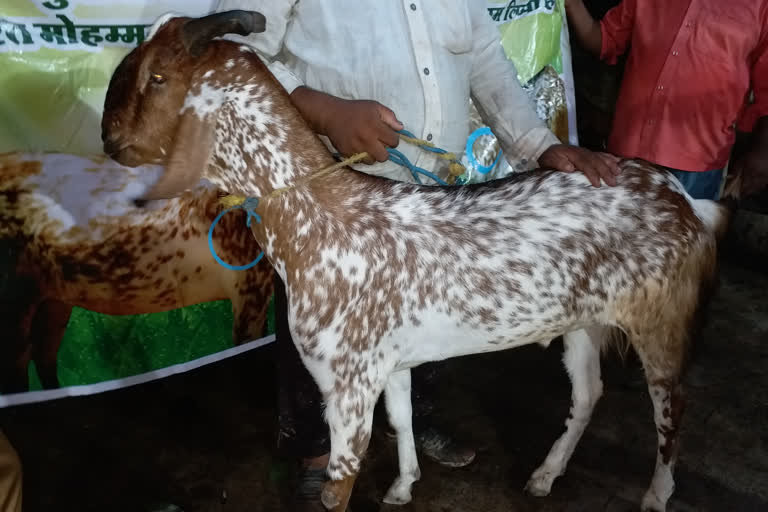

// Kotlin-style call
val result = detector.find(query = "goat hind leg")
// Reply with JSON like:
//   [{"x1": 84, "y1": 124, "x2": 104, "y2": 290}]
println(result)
[
  {"x1": 525, "y1": 327, "x2": 604, "y2": 496},
  {"x1": 383, "y1": 369, "x2": 420, "y2": 505},
  {"x1": 640, "y1": 371, "x2": 685, "y2": 511}
]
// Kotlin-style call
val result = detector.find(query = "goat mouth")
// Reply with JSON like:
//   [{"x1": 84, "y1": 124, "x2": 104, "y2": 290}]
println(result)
[{"x1": 106, "y1": 146, "x2": 144, "y2": 168}]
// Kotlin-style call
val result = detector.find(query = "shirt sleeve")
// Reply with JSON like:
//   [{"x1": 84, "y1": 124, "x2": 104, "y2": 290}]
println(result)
[
  {"x1": 214, "y1": 0, "x2": 304, "y2": 94},
  {"x1": 737, "y1": 24, "x2": 768, "y2": 132},
  {"x1": 467, "y1": 1, "x2": 559, "y2": 167},
  {"x1": 599, "y1": 0, "x2": 637, "y2": 65}
]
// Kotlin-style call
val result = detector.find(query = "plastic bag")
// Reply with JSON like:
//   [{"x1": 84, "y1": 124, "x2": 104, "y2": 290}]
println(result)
[{"x1": 455, "y1": 0, "x2": 578, "y2": 185}]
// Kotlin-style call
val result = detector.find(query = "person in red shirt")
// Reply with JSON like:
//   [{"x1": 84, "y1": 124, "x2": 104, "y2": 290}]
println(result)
[{"x1": 566, "y1": 0, "x2": 768, "y2": 200}]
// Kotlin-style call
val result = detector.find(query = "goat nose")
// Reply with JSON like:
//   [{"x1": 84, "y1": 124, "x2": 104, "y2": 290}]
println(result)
[{"x1": 103, "y1": 137, "x2": 123, "y2": 156}]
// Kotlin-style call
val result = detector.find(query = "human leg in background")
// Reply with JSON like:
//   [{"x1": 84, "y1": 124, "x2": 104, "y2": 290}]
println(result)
[
  {"x1": 406, "y1": 362, "x2": 477, "y2": 468},
  {"x1": 668, "y1": 168, "x2": 724, "y2": 201}
]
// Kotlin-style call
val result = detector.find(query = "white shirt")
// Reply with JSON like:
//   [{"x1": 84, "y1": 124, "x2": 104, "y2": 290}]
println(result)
[{"x1": 215, "y1": 0, "x2": 560, "y2": 183}]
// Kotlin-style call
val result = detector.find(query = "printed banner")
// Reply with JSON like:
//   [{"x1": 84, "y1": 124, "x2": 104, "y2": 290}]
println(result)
[
  {"x1": 486, "y1": 0, "x2": 563, "y2": 84},
  {"x1": 490, "y1": 0, "x2": 577, "y2": 143},
  {"x1": 0, "y1": 0, "x2": 276, "y2": 398},
  {"x1": 0, "y1": 0, "x2": 217, "y2": 156}
]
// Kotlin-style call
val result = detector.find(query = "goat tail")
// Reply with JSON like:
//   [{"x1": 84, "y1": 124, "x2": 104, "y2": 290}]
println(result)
[
  {"x1": 600, "y1": 326, "x2": 631, "y2": 362},
  {"x1": 692, "y1": 198, "x2": 731, "y2": 242}
]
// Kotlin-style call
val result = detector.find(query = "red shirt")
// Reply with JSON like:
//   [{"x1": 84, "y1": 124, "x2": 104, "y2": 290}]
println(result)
[{"x1": 600, "y1": 0, "x2": 768, "y2": 172}]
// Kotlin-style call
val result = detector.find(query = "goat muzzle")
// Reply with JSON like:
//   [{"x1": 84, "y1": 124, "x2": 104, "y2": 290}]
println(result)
[{"x1": 102, "y1": 137, "x2": 124, "y2": 158}]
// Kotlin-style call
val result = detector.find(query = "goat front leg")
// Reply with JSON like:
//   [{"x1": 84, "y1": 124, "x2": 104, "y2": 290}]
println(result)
[
  {"x1": 526, "y1": 327, "x2": 604, "y2": 496},
  {"x1": 0, "y1": 298, "x2": 39, "y2": 393},
  {"x1": 30, "y1": 300, "x2": 72, "y2": 389},
  {"x1": 383, "y1": 369, "x2": 420, "y2": 505},
  {"x1": 321, "y1": 387, "x2": 379, "y2": 511}
]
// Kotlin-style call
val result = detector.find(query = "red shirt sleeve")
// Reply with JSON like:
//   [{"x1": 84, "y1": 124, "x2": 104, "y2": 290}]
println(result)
[
  {"x1": 599, "y1": 0, "x2": 637, "y2": 65},
  {"x1": 737, "y1": 23, "x2": 768, "y2": 132}
]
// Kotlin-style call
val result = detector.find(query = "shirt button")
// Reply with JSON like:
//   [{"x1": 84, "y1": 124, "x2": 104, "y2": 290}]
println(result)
[
  {"x1": 657, "y1": 85, "x2": 665, "y2": 90},
  {"x1": 423, "y1": 67, "x2": 430, "y2": 75},
  {"x1": 672, "y1": 50, "x2": 679, "y2": 56},
  {"x1": 426, "y1": 133, "x2": 433, "y2": 141},
  {"x1": 410, "y1": 3, "x2": 416, "y2": 10},
  {"x1": 685, "y1": 21, "x2": 693, "y2": 27},
  {"x1": 648, "y1": 119, "x2": 655, "y2": 125}
]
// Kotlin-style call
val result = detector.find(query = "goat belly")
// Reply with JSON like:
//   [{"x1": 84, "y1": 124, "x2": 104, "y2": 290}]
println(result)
[{"x1": 287, "y1": 162, "x2": 715, "y2": 368}]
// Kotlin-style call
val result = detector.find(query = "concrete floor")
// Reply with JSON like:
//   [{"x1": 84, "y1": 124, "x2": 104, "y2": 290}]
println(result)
[{"x1": 1, "y1": 254, "x2": 766, "y2": 512}]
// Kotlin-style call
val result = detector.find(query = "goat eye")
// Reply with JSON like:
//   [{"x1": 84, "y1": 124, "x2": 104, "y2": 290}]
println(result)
[{"x1": 150, "y1": 73, "x2": 166, "y2": 84}]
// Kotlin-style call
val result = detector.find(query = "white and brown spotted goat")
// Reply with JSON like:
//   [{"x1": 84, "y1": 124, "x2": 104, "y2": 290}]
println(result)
[
  {"x1": 101, "y1": 11, "x2": 728, "y2": 512},
  {"x1": 0, "y1": 151, "x2": 273, "y2": 393}
]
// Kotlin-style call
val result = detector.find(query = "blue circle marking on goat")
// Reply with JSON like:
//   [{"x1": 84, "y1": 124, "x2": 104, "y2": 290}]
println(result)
[
  {"x1": 208, "y1": 197, "x2": 264, "y2": 271},
  {"x1": 465, "y1": 126, "x2": 503, "y2": 175}
]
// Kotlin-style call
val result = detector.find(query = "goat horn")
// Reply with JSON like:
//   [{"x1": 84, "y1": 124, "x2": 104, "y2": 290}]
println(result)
[{"x1": 181, "y1": 10, "x2": 266, "y2": 57}]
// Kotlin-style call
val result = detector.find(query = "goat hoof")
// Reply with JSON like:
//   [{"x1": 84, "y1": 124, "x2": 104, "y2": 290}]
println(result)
[
  {"x1": 383, "y1": 485, "x2": 412, "y2": 505},
  {"x1": 524, "y1": 471, "x2": 555, "y2": 497},
  {"x1": 640, "y1": 491, "x2": 666, "y2": 512},
  {"x1": 320, "y1": 487, "x2": 341, "y2": 510},
  {"x1": 321, "y1": 476, "x2": 357, "y2": 511}
]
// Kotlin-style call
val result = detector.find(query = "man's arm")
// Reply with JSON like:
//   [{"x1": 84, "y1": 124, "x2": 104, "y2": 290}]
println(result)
[
  {"x1": 731, "y1": 19, "x2": 768, "y2": 198},
  {"x1": 467, "y1": 1, "x2": 556, "y2": 165},
  {"x1": 290, "y1": 87, "x2": 403, "y2": 164},
  {"x1": 730, "y1": 116, "x2": 768, "y2": 198},
  {"x1": 566, "y1": 0, "x2": 636, "y2": 64},
  {"x1": 468, "y1": 2, "x2": 619, "y2": 187},
  {"x1": 564, "y1": 0, "x2": 602, "y2": 56}
]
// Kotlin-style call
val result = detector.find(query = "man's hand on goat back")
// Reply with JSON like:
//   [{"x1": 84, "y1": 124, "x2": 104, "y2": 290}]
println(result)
[
  {"x1": 538, "y1": 144, "x2": 621, "y2": 187},
  {"x1": 290, "y1": 86, "x2": 403, "y2": 165}
]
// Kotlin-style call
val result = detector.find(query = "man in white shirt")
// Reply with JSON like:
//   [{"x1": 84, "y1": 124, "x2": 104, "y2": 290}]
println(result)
[{"x1": 215, "y1": 1, "x2": 619, "y2": 509}]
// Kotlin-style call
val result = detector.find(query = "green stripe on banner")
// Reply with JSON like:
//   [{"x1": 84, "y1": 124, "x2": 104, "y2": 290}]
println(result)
[{"x1": 27, "y1": 297, "x2": 276, "y2": 391}]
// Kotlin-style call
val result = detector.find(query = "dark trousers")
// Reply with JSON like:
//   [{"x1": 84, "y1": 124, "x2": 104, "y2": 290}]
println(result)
[
  {"x1": 274, "y1": 273, "x2": 439, "y2": 458},
  {"x1": 666, "y1": 167, "x2": 724, "y2": 200}
]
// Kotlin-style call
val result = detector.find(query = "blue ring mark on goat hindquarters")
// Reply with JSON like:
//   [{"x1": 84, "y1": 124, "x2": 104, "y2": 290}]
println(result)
[{"x1": 208, "y1": 197, "x2": 264, "y2": 271}]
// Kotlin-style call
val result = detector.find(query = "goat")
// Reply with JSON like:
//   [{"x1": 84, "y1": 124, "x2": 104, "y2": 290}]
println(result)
[
  {"x1": 0, "y1": 151, "x2": 273, "y2": 393},
  {"x1": 101, "y1": 11, "x2": 728, "y2": 512}
]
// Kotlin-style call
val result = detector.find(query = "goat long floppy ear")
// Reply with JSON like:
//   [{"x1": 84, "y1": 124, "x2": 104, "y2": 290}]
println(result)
[
  {"x1": 141, "y1": 111, "x2": 216, "y2": 200},
  {"x1": 181, "y1": 10, "x2": 266, "y2": 57}
]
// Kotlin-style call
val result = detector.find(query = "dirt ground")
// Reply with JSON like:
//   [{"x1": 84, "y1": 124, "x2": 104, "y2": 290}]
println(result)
[{"x1": 1, "y1": 251, "x2": 766, "y2": 512}]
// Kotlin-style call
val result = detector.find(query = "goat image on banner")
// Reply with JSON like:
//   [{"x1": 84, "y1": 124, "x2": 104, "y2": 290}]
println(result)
[{"x1": 0, "y1": 0, "x2": 277, "y2": 402}]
